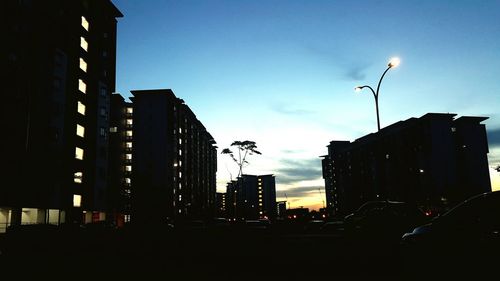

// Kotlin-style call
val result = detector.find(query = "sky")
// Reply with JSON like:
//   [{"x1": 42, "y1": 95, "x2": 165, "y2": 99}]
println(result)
[{"x1": 112, "y1": 0, "x2": 500, "y2": 211}]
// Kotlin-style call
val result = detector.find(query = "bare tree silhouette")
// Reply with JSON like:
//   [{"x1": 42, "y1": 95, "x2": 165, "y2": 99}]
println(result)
[{"x1": 221, "y1": 140, "x2": 261, "y2": 178}]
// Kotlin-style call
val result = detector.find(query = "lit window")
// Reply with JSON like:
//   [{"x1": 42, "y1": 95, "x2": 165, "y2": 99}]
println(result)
[
  {"x1": 109, "y1": 127, "x2": 118, "y2": 133},
  {"x1": 126, "y1": 107, "x2": 133, "y2": 114},
  {"x1": 81, "y1": 16, "x2": 89, "y2": 31},
  {"x1": 73, "y1": 195, "x2": 82, "y2": 207},
  {"x1": 179, "y1": 160, "x2": 182, "y2": 167},
  {"x1": 77, "y1": 101, "x2": 86, "y2": 115},
  {"x1": 125, "y1": 178, "x2": 131, "y2": 184},
  {"x1": 179, "y1": 150, "x2": 182, "y2": 156},
  {"x1": 79, "y1": 58, "x2": 87, "y2": 72},
  {"x1": 80, "y1": 37, "x2": 88, "y2": 52},
  {"x1": 179, "y1": 172, "x2": 182, "y2": 178},
  {"x1": 179, "y1": 139, "x2": 182, "y2": 144},
  {"x1": 78, "y1": 79, "x2": 86, "y2": 93},
  {"x1": 179, "y1": 195, "x2": 182, "y2": 201},
  {"x1": 126, "y1": 119, "x2": 133, "y2": 125},
  {"x1": 125, "y1": 165, "x2": 132, "y2": 172},
  {"x1": 126, "y1": 142, "x2": 132, "y2": 148},
  {"x1": 76, "y1": 124, "x2": 85, "y2": 137},
  {"x1": 74, "y1": 172, "x2": 83, "y2": 183},
  {"x1": 126, "y1": 154, "x2": 132, "y2": 160},
  {"x1": 126, "y1": 130, "x2": 132, "y2": 137},
  {"x1": 75, "y1": 147, "x2": 84, "y2": 160}
]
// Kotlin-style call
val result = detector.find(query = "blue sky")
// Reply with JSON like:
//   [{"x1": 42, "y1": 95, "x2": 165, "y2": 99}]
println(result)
[{"x1": 113, "y1": 0, "x2": 500, "y2": 210}]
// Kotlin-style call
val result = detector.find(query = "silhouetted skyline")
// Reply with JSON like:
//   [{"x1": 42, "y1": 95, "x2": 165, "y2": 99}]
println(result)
[{"x1": 113, "y1": 0, "x2": 500, "y2": 210}]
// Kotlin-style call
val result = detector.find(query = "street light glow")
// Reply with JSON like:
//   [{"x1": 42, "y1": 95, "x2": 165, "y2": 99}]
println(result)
[
  {"x1": 388, "y1": 57, "x2": 400, "y2": 68},
  {"x1": 354, "y1": 86, "x2": 362, "y2": 92}
]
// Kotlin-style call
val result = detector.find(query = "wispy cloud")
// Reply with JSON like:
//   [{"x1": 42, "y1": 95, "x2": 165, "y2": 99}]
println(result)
[
  {"x1": 270, "y1": 102, "x2": 314, "y2": 116},
  {"x1": 277, "y1": 185, "x2": 323, "y2": 199},
  {"x1": 488, "y1": 128, "x2": 500, "y2": 147},
  {"x1": 303, "y1": 44, "x2": 371, "y2": 82},
  {"x1": 275, "y1": 158, "x2": 322, "y2": 184}
]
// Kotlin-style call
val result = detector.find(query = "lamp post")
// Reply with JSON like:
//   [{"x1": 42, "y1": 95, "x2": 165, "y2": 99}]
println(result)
[{"x1": 355, "y1": 57, "x2": 400, "y2": 131}]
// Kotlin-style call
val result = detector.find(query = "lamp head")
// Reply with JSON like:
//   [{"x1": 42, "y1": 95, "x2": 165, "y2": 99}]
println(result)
[
  {"x1": 388, "y1": 57, "x2": 400, "y2": 68},
  {"x1": 354, "y1": 86, "x2": 362, "y2": 92}
]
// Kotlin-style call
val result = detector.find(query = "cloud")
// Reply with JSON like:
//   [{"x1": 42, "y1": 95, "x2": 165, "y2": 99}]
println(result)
[
  {"x1": 344, "y1": 64, "x2": 368, "y2": 81},
  {"x1": 303, "y1": 44, "x2": 371, "y2": 82},
  {"x1": 488, "y1": 128, "x2": 500, "y2": 147},
  {"x1": 275, "y1": 158, "x2": 323, "y2": 184},
  {"x1": 277, "y1": 185, "x2": 323, "y2": 199},
  {"x1": 270, "y1": 102, "x2": 314, "y2": 116}
]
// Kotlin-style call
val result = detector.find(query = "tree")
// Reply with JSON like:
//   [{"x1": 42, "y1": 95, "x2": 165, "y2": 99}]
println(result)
[{"x1": 221, "y1": 140, "x2": 262, "y2": 178}]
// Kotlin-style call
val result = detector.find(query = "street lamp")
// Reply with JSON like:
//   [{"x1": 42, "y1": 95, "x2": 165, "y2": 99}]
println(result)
[{"x1": 355, "y1": 57, "x2": 400, "y2": 131}]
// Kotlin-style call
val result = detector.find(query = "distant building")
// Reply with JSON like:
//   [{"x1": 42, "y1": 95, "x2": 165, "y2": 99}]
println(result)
[
  {"x1": 286, "y1": 207, "x2": 309, "y2": 221},
  {"x1": 1, "y1": 0, "x2": 122, "y2": 230},
  {"x1": 108, "y1": 94, "x2": 133, "y2": 225},
  {"x1": 216, "y1": 192, "x2": 226, "y2": 217},
  {"x1": 130, "y1": 89, "x2": 217, "y2": 224},
  {"x1": 276, "y1": 201, "x2": 287, "y2": 220},
  {"x1": 226, "y1": 175, "x2": 277, "y2": 220},
  {"x1": 321, "y1": 113, "x2": 491, "y2": 217}
]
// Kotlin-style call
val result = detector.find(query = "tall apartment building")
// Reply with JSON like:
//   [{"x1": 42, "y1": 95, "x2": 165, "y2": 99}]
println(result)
[
  {"x1": 108, "y1": 94, "x2": 133, "y2": 225},
  {"x1": 226, "y1": 175, "x2": 277, "y2": 220},
  {"x1": 321, "y1": 113, "x2": 491, "y2": 217},
  {"x1": 1, "y1": 0, "x2": 122, "y2": 230},
  {"x1": 129, "y1": 89, "x2": 217, "y2": 224}
]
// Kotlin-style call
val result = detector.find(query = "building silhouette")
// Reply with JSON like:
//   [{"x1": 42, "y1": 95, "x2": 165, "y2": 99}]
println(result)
[
  {"x1": 215, "y1": 192, "x2": 226, "y2": 217},
  {"x1": 129, "y1": 89, "x2": 217, "y2": 224},
  {"x1": 108, "y1": 94, "x2": 133, "y2": 226},
  {"x1": 1, "y1": 0, "x2": 122, "y2": 230},
  {"x1": 322, "y1": 113, "x2": 491, "y2": 217},
  {"x1": 225, "y1": 175, "x2": 277, "y2": 220},
  {"x1": 276, "y1": 201, "x2": 287, "y2": 220}
]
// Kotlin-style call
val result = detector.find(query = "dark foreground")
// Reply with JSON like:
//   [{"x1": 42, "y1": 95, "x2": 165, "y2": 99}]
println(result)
[{"x1": 0, "y1": 225, "x2": 497, "y2": 280}]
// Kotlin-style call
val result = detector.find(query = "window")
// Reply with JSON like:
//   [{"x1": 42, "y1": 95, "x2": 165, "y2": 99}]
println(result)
[
  {"x1": 126, "y1": 130, "x2": 133, "y2": 137},
  {"x1": 74, "y1": 172, "x2": 83, "y2": 184},
  {"x1": 77, "y1": 101, "x2": 86, "y2": 115},
  {"x1": 102, "y1": 51, "x2": 108, "y2": 58},
  {"x1": 100, "y1": 107, "x2": 106, "y2": 117},
  {"x1": 81, "y1": 16, "x2": 89, "y2": 31},
  {"x1": 79, "y1": 58, "x2": 87, "y2": 72},
  {"x1": 73, "y1": 195, "x2": 82, "y2": 207},
  {"x1": 126, "y1": 154, "x2": 132, "y2": 160},
  {"x1": 100, "y1": 88, "x2": 107, "y2": 97},
  {"x1": 126, "y1": 119, "x2": 133, "y2": 125},
  {"x1": 125, "y1": 165, "x2": 132, "y2": 172},
  {"x1": 76, "y1": 124, "x2": 85, "y2": 137},
  {"x1": 75, "y1": 147, "x2": 84, "y2": 160},
  {"x1": 109, "y1": 127, "x2": 118, "y2": 133},
  {"x1": 126, "y1": 107, "x2": 133, "y2": 114},
  {"x1": 80, "y1": 37, "x2": 88, "y2": 52},
  {"x1": 126, "y1": 142, "x2": 132, "y2": 148},
  {"x1": 125, "y1": 178, "x2": 131, "y2": 184},
  {"x1": 100, "y1": 127, "x2": 106, "y2": 138},
  {"x1": 78, "y1": 79, "x2": 86, "y2": 94}
]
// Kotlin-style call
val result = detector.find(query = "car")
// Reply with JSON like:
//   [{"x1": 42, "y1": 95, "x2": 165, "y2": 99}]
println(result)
[
  {"x1": 320, "y1": 220, "x2": 345, "y2": 235},
  {"x1": 344, "y1": 200, "x2": 428, "y2": 242},
  {"x1": 401, "y1": 191, "x2": 500, "y2": 273}
]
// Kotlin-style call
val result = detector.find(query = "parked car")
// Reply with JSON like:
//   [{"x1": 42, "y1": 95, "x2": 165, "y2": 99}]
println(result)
[
  {"x1": 401, "y1": 191, "x2": 500, "y2": 275},
  {"x1": 344, "y1": 200, "x2": 428, "y2": 241},
  {"x1": 320, "y1": 220, "x2": 345, "y2": 235}
]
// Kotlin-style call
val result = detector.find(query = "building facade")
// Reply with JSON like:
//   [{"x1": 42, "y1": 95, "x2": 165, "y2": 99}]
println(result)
[
  {"x1": 108, "y1": 94, "x2": 133, "y2": 225},
  {"x1": 215, "y1": 192, "x2": 226, "y2": 218},
  {"x1": 322, "y1": 113, "x2": 491, "y2": 217},
  {"x1": 130, "y1": 89, "x2": 217, "y2": 224},
  {"x1": 225, "y1": 175, "x2": 277, "y2": 220},
  {"x1": 1, "y1": 0, "x2": 122, "y2": 230}
]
